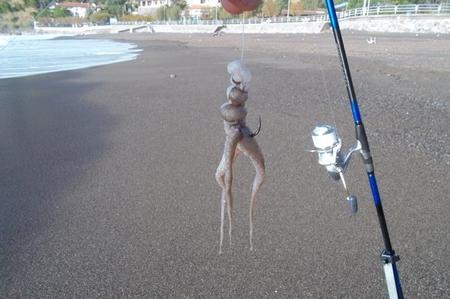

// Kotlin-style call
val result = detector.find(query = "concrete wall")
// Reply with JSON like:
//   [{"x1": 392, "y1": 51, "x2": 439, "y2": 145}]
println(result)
[
  {"x1": 33, "y1": 25, "x2": 149, "y2": 35},
  {"x1": 151, "y1": 21, "x2": 327, "y2": 34},
  {"x1": 339, "y1": 15, "x2": 450, "y2": 34},
  {"x1": 34, "y1": 15, "x2": 450, "y2": 35}
]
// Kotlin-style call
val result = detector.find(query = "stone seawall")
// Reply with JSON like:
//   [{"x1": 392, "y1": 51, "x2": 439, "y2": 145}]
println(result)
[
  {"x1": 34, "y1": 15, "x2": 450, "y2": 35},
  {"x1": 151, "y1": 21, "x2": 327, "y2": 34},
  {"x1": 339, "y1": 15, "x2": 450, "y2": 33},
  {"x1": 33, "y1": 25, "x2": 132, "y2": 35}
]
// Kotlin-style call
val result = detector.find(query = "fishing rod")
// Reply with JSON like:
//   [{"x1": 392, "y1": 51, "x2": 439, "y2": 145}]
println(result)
[{"x1": 309, "y1": 0, "x2": 404, "y2": 298}]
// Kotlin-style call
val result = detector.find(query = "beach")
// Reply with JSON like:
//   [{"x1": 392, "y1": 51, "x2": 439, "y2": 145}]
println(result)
[{"x1": 0, "y1": 32, "x2": 449, "y2": 297}]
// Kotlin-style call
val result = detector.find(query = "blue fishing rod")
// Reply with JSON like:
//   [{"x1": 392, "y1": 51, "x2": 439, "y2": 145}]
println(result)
[{"x1": 310, "y1": 0, "x2": 404, "y2": 298}]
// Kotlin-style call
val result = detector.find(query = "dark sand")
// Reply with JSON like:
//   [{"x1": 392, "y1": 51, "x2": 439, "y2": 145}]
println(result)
[{"x1": 1, "y1": 32, "x2": 449, "y2": 297}]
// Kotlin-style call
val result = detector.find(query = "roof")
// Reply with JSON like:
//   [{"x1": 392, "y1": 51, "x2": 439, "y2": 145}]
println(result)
[
  {"x1": 189, "y1": 3, "x2": 216, "y2": 9},
  {"x1": 58, "y1": 2, "x2": 90, "y2": 8}
]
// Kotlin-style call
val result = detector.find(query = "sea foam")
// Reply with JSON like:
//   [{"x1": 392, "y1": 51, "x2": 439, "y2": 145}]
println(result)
[{"x1": 0, "y1": 35, "x2": 141, "y2": 79}]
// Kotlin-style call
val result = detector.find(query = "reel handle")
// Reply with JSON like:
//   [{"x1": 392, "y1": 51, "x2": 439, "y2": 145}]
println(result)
[{"x1": 347, "y1": 195, "x2": 358, "y2": 214}]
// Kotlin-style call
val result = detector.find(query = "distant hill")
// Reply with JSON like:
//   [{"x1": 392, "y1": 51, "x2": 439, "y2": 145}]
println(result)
[
  {"x1": 0, "y1": 0, "x2": 41, "y2": 14},
  {"x1": 0, "y1": 0, "x2": 40, "y2": 32}
]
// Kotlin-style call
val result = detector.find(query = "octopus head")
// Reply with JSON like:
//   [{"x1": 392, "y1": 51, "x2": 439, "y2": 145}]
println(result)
[{"x1": 227, "y1": 60, "x2": 252, "y2": 91}]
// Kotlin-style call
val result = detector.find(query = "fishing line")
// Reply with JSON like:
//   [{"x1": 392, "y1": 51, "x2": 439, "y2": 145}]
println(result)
[
  {"x1": 240, "y1": 13, "x2": 245, "y2": 61},
  {"x1": 319, "y1": 62, "x2": 338, "y2": 130}
]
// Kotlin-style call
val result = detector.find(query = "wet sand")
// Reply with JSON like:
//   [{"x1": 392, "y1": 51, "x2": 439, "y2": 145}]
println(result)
[{"x1": 0, "y1": 32, "x2": 449, "y2": 297}]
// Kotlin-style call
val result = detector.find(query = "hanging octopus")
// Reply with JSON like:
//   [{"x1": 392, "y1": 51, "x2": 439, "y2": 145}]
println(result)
[{"x1": 215, "y1": 60, "x2": 266, "y2": 254}]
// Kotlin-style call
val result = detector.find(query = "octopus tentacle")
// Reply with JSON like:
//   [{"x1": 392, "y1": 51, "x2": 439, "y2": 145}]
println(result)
[{"x1": 237, "y1": 136, "x2": 265, "y2": 250}]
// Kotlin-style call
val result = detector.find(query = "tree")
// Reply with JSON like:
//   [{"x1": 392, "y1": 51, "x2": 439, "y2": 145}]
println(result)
[
  {"x1": 105, "y1": 0, "x2": 126, "y2": 16},
  {"x1": 278, "y1": 0, "x2": 288, "y2": 10},
  {"x1": 262, "y1": 0, "x2": 281, "y2": 17},
  {"x1": 347, "y1": 0, "x2": 364, "y2": 9},
  {"x1": 156, "y1": 5, "x2": 166, "y2": 20},
  {"x1": 39, "y1": 0, "x2": 53, "y2": 8},
  {"x1": 300, "y1": 0, "x2": 323, "y2": 10},
  {"x1": 166, "y1": 4, "x2": 182, "y2": 20},
  {"x1": 201, "y1": 8, "x2": 213, "y2": 20},
  {"x1": 155, "y1": 1, "x2": 185, "y2": 21},
  {"x1": 0, "y1": 1, "x2": 13, "y2": 14},
  {"x1": 290, "y1": 0, "x2": 304, "y2": 15},
  {"x1": 89, "y1": 10, "x2": 111, "y2": 24},
  {"x1": 172, "y1": 0, "x2": 187, "y2": 10},
  {"x1": 23, "y1": 0, "x2": 39, "y2": 8},
  {"x1": 52, "y1": 6, "x2": 71, "y2": 18}
]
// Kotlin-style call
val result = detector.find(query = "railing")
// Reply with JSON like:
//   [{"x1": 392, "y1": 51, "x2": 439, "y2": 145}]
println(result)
[
  {"x1": 116, "y1": 3, "x2": 450, "y2": 26},
  {"x1": 339, "y1": 3, "x2": 450, "y2": 18},
  {"x1": 142, "y1": 14, "x2": 329, "y2": 25}
]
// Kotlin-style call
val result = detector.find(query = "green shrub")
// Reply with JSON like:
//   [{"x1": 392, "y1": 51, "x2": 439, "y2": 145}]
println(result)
[
  {"x1": 89, "y1": 11, "x2": 112, "y2": 24},
  {"x1": 120, "y1": 14, "x2": 155, "y2": 22},
  {"x1": 52, "y1": 7, "x2": 72, "y2": 18}
]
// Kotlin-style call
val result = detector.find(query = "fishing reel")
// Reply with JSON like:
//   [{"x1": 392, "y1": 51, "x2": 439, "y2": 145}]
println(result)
[{"x1": 310, "y1": 124, "x2": 362, "y2": 213}]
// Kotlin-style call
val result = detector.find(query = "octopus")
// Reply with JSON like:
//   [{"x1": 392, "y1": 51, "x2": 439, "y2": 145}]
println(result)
[{"x1": 215, "y1": 60, "x2": 266, "y2": 254}]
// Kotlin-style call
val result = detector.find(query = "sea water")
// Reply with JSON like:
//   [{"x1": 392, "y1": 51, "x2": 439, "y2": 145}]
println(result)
[{"x1": 0, "y1": 34, "x2": 141, "y2": 79}]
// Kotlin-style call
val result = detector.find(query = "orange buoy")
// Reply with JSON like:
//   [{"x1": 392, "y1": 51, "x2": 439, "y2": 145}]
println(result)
[{"x1": 221, "y1": 0, "x2": 261, "y2": 14}]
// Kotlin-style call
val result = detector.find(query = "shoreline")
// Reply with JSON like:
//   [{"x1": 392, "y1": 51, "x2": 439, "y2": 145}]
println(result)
[
  {"x1": 3, "y1": 30, "x2": 450, "y2": 80},
  {"x1": 0, "y1": 35, "x2": 141, "y2": 80}
]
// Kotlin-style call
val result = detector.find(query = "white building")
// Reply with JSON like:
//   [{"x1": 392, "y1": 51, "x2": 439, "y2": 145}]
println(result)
[
  {"x1": 137, "y1": 0, "x2": 219, "y2": 18},
  {"x1": 56, "y1": 2, "x2": 92, "y2": 18},
  {"x1": 138, "y1": 0, "x2": 173, "y2": 15},
  {"x1": 185, "y1": 0, "x2": 220, "y2": 19}
]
